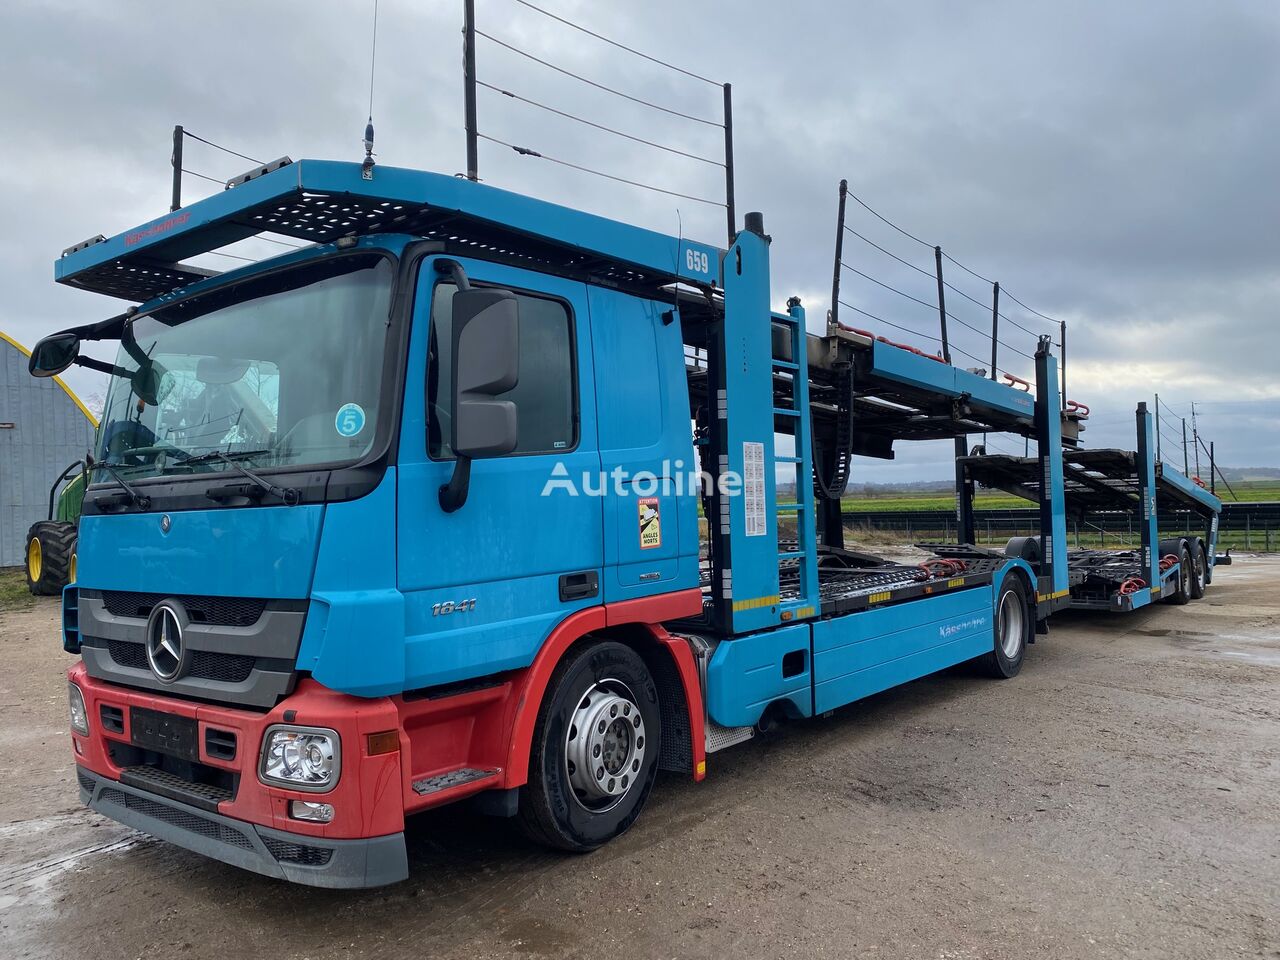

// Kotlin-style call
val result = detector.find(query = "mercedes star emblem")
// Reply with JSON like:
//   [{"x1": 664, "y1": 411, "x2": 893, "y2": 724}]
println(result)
[{"x1": 144, "y1": 601, "x2": 189, "y2": 682}]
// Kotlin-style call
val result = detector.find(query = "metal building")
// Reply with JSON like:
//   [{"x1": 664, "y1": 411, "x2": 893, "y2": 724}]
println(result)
[{"x1": 0, "y1": 331, "x2": 98, "y2": 567}]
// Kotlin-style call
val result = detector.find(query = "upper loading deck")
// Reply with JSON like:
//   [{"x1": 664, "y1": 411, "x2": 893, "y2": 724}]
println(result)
[{"x1": 56, "y1": 159, "x2": 726, "y2": 307}]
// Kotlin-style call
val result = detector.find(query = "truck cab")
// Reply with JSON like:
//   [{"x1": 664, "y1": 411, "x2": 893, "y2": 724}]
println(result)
[{"x1": 36, "y1": 161, "x2": 721, "y2": 886}]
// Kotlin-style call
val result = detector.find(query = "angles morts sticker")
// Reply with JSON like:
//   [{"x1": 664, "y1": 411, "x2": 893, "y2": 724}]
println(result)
[{"x1": 638, "y1": 497, "x2": 662, "y2": 550}]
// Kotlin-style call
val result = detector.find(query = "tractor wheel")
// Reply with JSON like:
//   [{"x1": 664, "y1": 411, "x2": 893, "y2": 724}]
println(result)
[{"x1": 25, "y1": 521, "x2": 77, "y2": 596}]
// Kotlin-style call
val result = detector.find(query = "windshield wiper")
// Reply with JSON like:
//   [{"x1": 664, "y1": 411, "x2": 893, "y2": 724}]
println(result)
[
  {"x1": 182, "y1": 448, "x2": 273, "y2": 467},
  {"x1": 199, "y1": 450, "x2": 301, "y2": 506},
  {"x1": 93, "y1": 460, "x2": 152, "y2": 510}
]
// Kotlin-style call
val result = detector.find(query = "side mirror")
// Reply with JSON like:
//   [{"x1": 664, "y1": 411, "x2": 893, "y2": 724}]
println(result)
[
  {"x1": 439, "y1": 287, "x2": 520, "y2": 513},
  {"x1": 449, "y1": 288, "x2": 520, "y2": 458},
  {"x1": 28, "y1": 332, "x2": 81, "y2": 377}
]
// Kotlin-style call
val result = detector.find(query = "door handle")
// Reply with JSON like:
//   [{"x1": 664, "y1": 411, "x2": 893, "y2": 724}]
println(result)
[{"x1": 559, "y1": 571, "x2": 599, "y2": 603}]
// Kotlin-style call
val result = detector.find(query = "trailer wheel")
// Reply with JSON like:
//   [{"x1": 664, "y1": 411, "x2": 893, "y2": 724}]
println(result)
[
  {"x1": 25, "y1": 521, "x2": 77, "y2": 596},
  {"x1": 1187, "y1": 540, "x2": 1206, "y2": 600},
  {"x1": 518, "y1": 641, "x2": 662, "y2": 852},
  {"x1": 981, "y1": 572, "x2": 1031, "y2": 679},
  {"x1": 1167, "y1": 545, "x2": 1192, "y2": 605}
]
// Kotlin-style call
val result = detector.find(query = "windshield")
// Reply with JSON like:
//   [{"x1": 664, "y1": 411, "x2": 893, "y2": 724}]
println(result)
[{"x1": 94, "y1": 254, "x2": 394, "y2": 481}]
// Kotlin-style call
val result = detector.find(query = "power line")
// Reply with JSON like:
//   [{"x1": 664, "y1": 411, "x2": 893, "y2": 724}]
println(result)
[
  {"x1": 845, "y1": 189, "x2": 932, "y2": 248},
  {"x1": 841, "y1": 262, "x2": 938, "y2": 313},
  {"x1": 477, "y1": 30, "x2": 723, "y2": 127},
  {"x1": 837, "y1": 301, "x2": 940, "y2": 342},
  {"x1": 1000, "y1": 287, "x2": 1061, "y2": 326},
  {"x1": 510, "y1": 0, "x2": 721, "y2": 86},
  {"x1": 182, "y1": 131, "x2": 262, "y2": 166},
  {"x1": 842, "y1": 225, "x2": 1054, "y2": 350},
  {"x1": 836, "y1": 301, "x2": 986, "y2": 367},
  {"x1": 844, "y1": 186, "x2": 1060, "y2": 335},
  {"x1": 181, "y1": 168, "x2": 226, "y2": 186},
  {"x1": 478, "y1": 81, "x2": 723, "y2": 166},
  {"x1": 841, "y1": 260, "x2": 1034, "y2": 361},
  {"x1": 479, "y1": 134, "x2": 725, "y2": 206}
]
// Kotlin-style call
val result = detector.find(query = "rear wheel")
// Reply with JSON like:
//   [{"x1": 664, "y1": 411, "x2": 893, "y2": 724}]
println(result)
[
  {"x1": 981, "y1": 572, "x2": 1031, "y2": 678},
  {"x1": 1187, "y1": 540, "x2": 1206, "y2": 600},
  {"x1": 1168, "y1": 546, "x2": 1192, "y2": 605},
  {"x1": 25, "y1": 521, "x2": 76, "y2": 595},
  {"x1": 518, "y1": 641, "x2": 662, "y2": 852}
]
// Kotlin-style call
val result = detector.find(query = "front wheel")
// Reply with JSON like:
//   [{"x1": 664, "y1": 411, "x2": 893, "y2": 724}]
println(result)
[
  {"x1": 518, "y1": 641, "x2": 662, "y2": 852},
  {"x1": 981, "y1": 572, "x2": 1032, "y2": 678}
]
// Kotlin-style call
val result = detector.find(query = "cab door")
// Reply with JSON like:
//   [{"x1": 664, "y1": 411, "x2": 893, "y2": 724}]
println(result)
[{"x1": 397, "y1": 256, "x2": 602, "y2": 689}]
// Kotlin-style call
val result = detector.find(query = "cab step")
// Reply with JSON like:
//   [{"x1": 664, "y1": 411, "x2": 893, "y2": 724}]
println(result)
[{"x1": 411, "y1": 766, "x2": 500, "y2": 796}]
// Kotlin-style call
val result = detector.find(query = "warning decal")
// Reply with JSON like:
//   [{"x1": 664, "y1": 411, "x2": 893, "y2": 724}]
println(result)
[{"x1": 639, "y1": 497, "x2": 662, "y2": 549}]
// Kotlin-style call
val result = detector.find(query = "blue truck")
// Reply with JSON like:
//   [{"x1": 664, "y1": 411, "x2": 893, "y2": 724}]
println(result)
[{"x1": 28, "y1": 156, "x2": 1223, "y2": 887}]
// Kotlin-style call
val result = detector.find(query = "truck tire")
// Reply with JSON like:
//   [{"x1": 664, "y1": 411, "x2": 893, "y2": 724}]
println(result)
[
  {"x1": 518, "y1": 641, "x2": 662, "y2": 852},
  {"x1": 981, "y1": 571, "x2": 1031, "y2": 679},
  {"x1": 25, "y1": 520, "x2": 77, "y2": 596},
  {"x1": 1167, "y1": 545, "x2": 1192, "y2": 605},
  {"x1": 1187, "y1": 539, "x2": 1206, "y2": 600}
]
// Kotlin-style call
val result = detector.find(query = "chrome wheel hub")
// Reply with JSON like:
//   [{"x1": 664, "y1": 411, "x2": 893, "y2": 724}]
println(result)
[
  {"x1": 998, "y1": 590, "x2": 1024, "y2": 659},
  {"x1": 565, "y1": 680, "x2": 646, "y2": 811}
]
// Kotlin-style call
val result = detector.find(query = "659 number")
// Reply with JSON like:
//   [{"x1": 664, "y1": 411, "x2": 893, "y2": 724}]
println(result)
[{"x1": 685, "y1": 248, "x2": 710, "y2": 275}]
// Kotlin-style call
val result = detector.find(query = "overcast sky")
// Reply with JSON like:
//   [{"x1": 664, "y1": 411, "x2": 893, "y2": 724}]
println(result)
[{"x1": 5, "y1": 0, "x2": 1278, "y2": 482}]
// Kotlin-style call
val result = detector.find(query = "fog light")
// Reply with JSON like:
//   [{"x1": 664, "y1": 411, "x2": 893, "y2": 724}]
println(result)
[
  {"x1": 290, "y1": 800, "x2": 335, "y2": 823},
  {"x1": 68, "y1": 682, "x2": 88, "y2": 735},
  {"x1": 259, "y1": 726, "x2": 340, "y2": 792}
]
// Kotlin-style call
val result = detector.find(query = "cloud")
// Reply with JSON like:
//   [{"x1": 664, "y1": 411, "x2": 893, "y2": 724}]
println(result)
[{"x1": 3, "y1": 0, "x2": 1277, "y2": 475}]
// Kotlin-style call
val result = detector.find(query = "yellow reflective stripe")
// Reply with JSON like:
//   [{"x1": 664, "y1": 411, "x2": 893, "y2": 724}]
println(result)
[
  {"x1": 1036, "y1": 588, "x2": 1071, "y2": 601},
  {"x1": 732, "y1": 594, "x2": 779, "y2": 612}
]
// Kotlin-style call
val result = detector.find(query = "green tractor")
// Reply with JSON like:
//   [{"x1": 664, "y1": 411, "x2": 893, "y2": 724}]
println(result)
[{"x1": 25, "y1": 460, "x2": 87, "y2": 595}]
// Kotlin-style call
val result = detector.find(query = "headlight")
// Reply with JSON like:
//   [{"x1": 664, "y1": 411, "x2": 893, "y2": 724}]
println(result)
[
  {"x1": 259, "y1": 726, "x2": 340, "y2": 792},
  {"x1": 68, "y1": 682, "x2": 88, "y2": 736}
]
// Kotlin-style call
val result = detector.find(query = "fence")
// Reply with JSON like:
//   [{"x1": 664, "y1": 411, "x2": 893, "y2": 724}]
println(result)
[{"x1": 840, "y1": 503, "x2": 1279, "y2": 552}]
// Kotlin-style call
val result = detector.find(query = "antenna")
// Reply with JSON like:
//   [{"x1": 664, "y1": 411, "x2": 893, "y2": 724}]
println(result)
[{"x1": 362, "y1": 0, "x2": 380, "y2": 180}]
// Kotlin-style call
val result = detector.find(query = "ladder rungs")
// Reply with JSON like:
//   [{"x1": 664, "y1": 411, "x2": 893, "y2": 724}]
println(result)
[
  {"x1": 776, "y1": 455, "x2": 803, "y2": 464},
  {"x1": 777, "y1": 503, "x2": 805, "y2": 513},
  {"x1": 778, "y1": 550, "x2": 805, "y2": 560},
  {"x1": 772, "y1": 408, "x2": 800, "y2": 417},
  {"x1": 771, "y1": 359, "x2": 799, "y2": 371},
  {"x1": 774, "y1": 313, "x2": 799, "y2": 325}
]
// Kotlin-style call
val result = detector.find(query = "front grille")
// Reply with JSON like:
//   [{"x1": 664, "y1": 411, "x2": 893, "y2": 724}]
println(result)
[
  {"x1": 101, "y1": 591, "x2": 268, "y2": 627},
  {"x1": 76, "y1": 768, "x2": 95, "y2": 793},
  {"x1": 106, "y1": 640, "x2": 256, "y2": 683},
  {"x1": 262, "y1": 837, "x2": 334, "y2": 867},
  {"x1": 98, "y1": 787, "x2": 254, "y2": 849}
]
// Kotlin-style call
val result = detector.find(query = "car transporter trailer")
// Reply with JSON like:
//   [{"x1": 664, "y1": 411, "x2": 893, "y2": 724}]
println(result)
[{"x1": 26, "y1": 153, "x2": 1224, "y2": 886}]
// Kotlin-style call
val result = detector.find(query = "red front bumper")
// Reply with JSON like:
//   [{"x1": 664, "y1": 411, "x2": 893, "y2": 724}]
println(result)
[{"x1": 69, "y1": 662, "x2": 405, "y2": 842}]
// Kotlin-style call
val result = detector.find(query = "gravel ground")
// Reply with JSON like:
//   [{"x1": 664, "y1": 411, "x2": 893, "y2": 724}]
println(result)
[{"x1": 1, "y1": 557, "x2": 1277, "y2": 960}]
